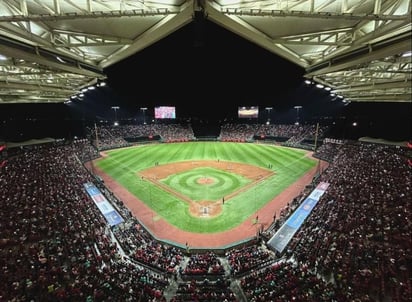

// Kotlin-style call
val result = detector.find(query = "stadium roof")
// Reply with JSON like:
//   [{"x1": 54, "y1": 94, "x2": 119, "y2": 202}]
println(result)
[{"x1": 0, "y1": 0, "x2": 411, "y2": 105}]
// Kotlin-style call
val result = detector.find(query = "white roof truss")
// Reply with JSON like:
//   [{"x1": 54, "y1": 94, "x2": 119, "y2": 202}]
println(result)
[{"x1": 0, "y1": 0, "x2": 410, "y2": 104}]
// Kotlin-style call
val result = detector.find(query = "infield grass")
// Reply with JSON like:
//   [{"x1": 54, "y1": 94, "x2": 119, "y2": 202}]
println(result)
[
  {"x1": 162, "y1": 167, "x2": 250, "y2": 201},
  {"x1": 96, "y1": 142, "x2": 316, "y2": 233}
]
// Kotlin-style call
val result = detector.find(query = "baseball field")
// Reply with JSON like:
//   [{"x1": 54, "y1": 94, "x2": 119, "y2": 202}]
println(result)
[{"x1": 95, "y1": 142, "x2": 317, "y2": 235}]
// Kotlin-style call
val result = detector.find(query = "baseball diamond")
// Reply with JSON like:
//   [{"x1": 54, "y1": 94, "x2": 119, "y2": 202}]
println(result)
[{"x1": 91, "y1": 141, "x2": 325, "y2": 248}]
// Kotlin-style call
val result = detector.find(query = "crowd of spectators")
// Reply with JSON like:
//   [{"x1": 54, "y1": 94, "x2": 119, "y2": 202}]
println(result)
[
  {"x1": 288, "y1": 141, "x2": 412, "y2": 301},
  {"x1": 86, "y1": 123, "x2": 195, "y2": 150},
  {"x1": 85, "y1": 125, "x2": 131, "y2": 150},
  {"x1": 158, "y1": 124, "x2": 195, "y2": 142},
  {"x1": 0, "y1": 128, "x2": 411, "y2": 301},
  {"x1": 239, "y1": 259, "x2": 350, "y2": 301},
  {"x1": 220, "y1": 123, "x2": 327, "y2": 148},
  {"x1": 86, "y1": 122, "x2": 326, "y2": 151},
  {"x1": 181, "y1": 251, "x2": 225, "y2": 278},
  {"x1": 225, "y1": 244, "x2": 274, "y2": 277},
  {"x1": 171, "y1": 278, "x2": 237, "y2": 302},
  {"x1": 0, "y1": 142, "x2": 171, "y2": 301},
  {"x1": 219, "y1": 124, "x2": 256, "y2": 142},
  {"x1": 312, "y1": 137, "x2": 344, "y2": 162},
  {"x1": 112, "y1": 220, "x2": 184, "y2": 274},
  {"x1": 255, "y1": 123, "x2": 327, "y2": 142}
]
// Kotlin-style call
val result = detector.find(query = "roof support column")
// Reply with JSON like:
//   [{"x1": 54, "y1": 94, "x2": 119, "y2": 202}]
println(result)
[
  {"x1": 309, "y1": 0, "x2": 315, "y2": 13},
  {"x1": 341, "y1": 0, "x2": 348, "y2": 13},
  {"x1": 373, "y1": 0, "x2": 382, "y2": 30},
  {"x1": 374, "y1": 0, "x2": 382, "y2": 14},
  {"x1": 19, "y1": 0, "x2": 28, "y2": 15}
]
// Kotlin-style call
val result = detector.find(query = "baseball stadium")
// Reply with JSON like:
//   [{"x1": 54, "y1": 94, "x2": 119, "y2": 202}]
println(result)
[{"x1": 0, "y1": 1, "x2": 411, "y2": 302}]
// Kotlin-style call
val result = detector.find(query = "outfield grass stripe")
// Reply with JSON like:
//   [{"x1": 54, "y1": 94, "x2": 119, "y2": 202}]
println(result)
[
  {"x1": 122, "y1": 151, "x2": 148, "y2": 170},
  {"x1": 242, "y1": 144, "x2": 273, "y2": 167},
  {"x1": 180, "y1": 143, "x2": 196, "y2": 160},
  {"x1": 217, "y1": 142, "x2": 236, "y2": 162},
  {"x1": 159, "y1": 143, "x2": 183, "y2": 163},
  {"x1": 228, "y1": 143, "x2": 253, "y2": 163},
  {"x1": 236, "y1": 144, "x2": 280, "y2": 167},
  {"x1": 170, "y1": 142, "x2": 200, "y2": 161},
  {"x1": 207, "y1": 142, "x2": 219, "y2": 160},
  {"x1": 98, "y1": 154, "x2": 135, "y2": 176},
  {"x1": 270, "y1": 146, "x2": 302, "y2": 162},
  {"x1": 227, "y1": 143, "x2": 255, "y2": 164},
  {"x1": 117, "y1": 150, "x2": 148, "y2": 172},
  {"x1": 268, "y1": 147, "x2": 308, "y2": 171},
  {"x1": 107, "y1": 147, "x2": 150, "y2": 170},
  {"x1": 149, "y1": 144, "x2": 173, "y2": 163}
]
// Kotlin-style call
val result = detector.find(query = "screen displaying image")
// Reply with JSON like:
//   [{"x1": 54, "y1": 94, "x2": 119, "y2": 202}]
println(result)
[
  {"x1": 238, "y1": 106, "x2": 259, "y2": 118},
  {"x1": 155, "y1": 106, "x2": 176, "y2": 119}
]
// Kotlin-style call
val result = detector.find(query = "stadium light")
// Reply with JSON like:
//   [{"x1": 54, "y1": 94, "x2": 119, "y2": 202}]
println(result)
[
  {"x1": 294, "y1": 105, "x2": 302, "y2": 125},
  {"x1": 265, "y1": 107, "x2": 273, "y2": 125},
  {"x1": 111, "y1": 106, "x2": 120, "y2": 126},
  {"x1": 140, "y1": 107, "x2": 148, "y2": 125}
]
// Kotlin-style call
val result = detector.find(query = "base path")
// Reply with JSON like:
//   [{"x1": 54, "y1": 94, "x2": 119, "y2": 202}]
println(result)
[{"x1": 88, "y1": 153, "x2": 328, "y2": 249}]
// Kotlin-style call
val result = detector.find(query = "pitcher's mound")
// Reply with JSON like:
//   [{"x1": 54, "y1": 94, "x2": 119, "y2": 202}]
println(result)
[{"x1": 197, "y1": 177, "x2": 215, "y2": 185}]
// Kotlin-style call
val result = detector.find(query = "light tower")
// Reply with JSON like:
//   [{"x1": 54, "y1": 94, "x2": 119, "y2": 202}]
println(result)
[
  {"x1": 294, "y1": 105, "x2": 302, "y2": 125},
  {"x1": 265, "y1": 107, "x2": 273, "y2": 125},
  {"x1": 140, "y1": 107, "x2": 147, "y2": 125},
  {"x1": 111, "y1": 106, "x2": 119, "y2": 126}
]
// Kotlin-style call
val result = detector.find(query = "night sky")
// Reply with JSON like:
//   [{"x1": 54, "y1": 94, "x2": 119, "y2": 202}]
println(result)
[{"x1": 104, "y1": 19, "x2": 308, "y2": 120}]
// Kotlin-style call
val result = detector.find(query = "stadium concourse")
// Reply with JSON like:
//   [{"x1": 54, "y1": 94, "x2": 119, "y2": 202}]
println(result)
[{"x1": 0, "y1": 122, "x2": 411, "y2": 302}]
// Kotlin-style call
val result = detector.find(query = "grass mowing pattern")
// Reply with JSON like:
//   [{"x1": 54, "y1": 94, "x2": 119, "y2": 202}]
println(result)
[
  {"x1": 96, "y1": 142, "x2": 316, "y2": 233},
  {"x1": 162, "y1": 167, "x2": 250, "y2": 202}
]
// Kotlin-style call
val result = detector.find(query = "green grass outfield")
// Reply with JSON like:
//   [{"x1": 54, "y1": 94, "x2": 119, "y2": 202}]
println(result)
[{"x1": 96, "y1": 142, "x2": 316, "y2": 233}]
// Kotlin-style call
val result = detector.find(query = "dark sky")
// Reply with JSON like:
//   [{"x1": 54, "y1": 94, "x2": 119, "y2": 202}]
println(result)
[{"x1": 104, "y1": 19, "x2": 309, "y2": 120}]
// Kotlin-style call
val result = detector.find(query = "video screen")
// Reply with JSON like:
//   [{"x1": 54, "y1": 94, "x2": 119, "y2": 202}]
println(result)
[
  {"x1": 238, "y1": 106, "x2": 259, "y2": 118},
  {"x1": 154, "y1": 106, "x2": 176, "y2": 119}
]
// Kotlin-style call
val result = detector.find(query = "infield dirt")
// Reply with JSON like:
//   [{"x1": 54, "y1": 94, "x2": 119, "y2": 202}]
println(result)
[{"x1": 139, "y1": 160, "x2": 274, "y2": 218}]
